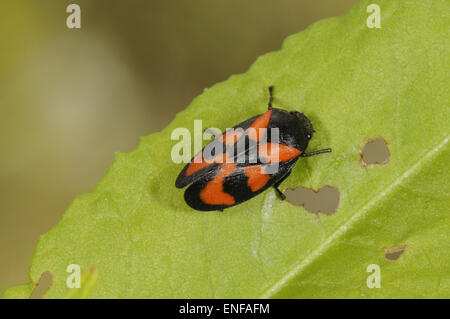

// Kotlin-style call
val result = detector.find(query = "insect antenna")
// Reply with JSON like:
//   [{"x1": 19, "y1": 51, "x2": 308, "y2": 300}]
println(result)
[
  {"x1": 268, "y1": 85, "x2": 274, "y2": 110},
  {"x1": 301, "y1": 148, "x2": 332, "y2": 157}
]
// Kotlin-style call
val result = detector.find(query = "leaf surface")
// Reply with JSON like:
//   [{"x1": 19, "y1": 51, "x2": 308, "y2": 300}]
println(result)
[{"x1": 2, "y1": 0, "x2": 449, "y2": 298}]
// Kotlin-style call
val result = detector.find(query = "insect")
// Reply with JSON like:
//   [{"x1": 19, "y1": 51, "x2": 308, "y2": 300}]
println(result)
[{"x1": 175, "y1": 86, "x2": 331, "y2": 211}]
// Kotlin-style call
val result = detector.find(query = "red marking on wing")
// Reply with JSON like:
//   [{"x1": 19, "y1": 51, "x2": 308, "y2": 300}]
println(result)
[
  {"x1": 186, "y1": 152, "x2": 229, "y2": 176},
  {"x1": 247, "y1": 110, "x2": 272, "y2": 142},
  {"x1": 200, "y1": 163, "x2": 236, "y2": 205},
  {"x1": 244, "y1": 165, "x2": 270, "y2": 192},
  {"x1": 219, "y1": 130, "x2": 243, "y2": 146},
  {"x1": 258, "y1": 143, "x2": 301, "y2": 163},
  {"x1": 186, "y1": 152, "x2": 209, "y2": 176}
]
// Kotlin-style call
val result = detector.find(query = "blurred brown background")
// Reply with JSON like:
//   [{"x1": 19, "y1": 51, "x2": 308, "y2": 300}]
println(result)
[{"x1": 0, "y1": 0, "x2": 359, "y2": 293}]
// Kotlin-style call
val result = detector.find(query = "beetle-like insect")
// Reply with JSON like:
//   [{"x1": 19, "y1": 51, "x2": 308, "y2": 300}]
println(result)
[{"x1": 175, "y1": 86, "x2": 331, "y2": 211}]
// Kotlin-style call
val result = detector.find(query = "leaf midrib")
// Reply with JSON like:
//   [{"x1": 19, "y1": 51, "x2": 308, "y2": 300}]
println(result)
[{"x1": 259, "y1": 135, "x2": 449, "y2": 298}]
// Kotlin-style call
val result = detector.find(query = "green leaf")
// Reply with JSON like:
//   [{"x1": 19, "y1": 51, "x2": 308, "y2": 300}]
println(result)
[
  {"x1": 64, "y1": 266, "x2": 99, "y2": 299},
  {"x1": 2, "y1": 0, "x2": 449, "y2": 298}
]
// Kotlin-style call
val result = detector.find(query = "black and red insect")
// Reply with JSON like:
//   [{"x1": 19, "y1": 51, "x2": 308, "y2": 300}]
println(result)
[{"x1": 175, "y1": 86, "x2": 331, "y2": 211}]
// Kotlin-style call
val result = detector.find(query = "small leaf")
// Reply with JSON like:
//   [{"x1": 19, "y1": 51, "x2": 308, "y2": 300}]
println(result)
[{"x1": 2, "y1": 0, "x2": 449, "y2": 298}]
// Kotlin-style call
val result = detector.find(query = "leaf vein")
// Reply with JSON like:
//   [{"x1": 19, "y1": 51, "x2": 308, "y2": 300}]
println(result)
[{"x1": 259, "y1": 135, "x2": 449, "y2": 298}]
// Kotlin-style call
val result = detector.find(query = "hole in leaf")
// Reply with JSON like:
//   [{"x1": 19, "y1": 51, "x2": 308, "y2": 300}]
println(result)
[
  {"x1": 361, "y1": 137, "x2": 390, "y2": 165},
  {"x1": 29, "y1": 271, "x2": 54, "y2": 299},
  {"x1": 383, "y1": 244, "x2": 406, "y2": 261},
  {"x1": 284, "y1": 185, "x2": 340, "y2": 215}
]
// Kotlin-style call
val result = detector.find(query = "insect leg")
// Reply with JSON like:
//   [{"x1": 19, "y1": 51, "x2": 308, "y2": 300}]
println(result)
[
  {"x1": 204, "y1": 128, "x2": 220, "y2": 138},
  {"x1": 273, "y1": 185, "x2": 286, "y2": 200},
  {"x1": 301, "y1": 148, "x2": 332, "y2": 157},
  {"x1": 272, "y1": 170, "x2": 292, "y2": 200},
  {"x1": 268, "y1": 86, "x2": 274, "y2": 110}
]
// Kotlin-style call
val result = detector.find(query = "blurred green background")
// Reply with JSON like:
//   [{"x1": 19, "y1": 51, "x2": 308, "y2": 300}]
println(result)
[{"x1": 0, "y1": 0, "x2": 359, "y2": 293}]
